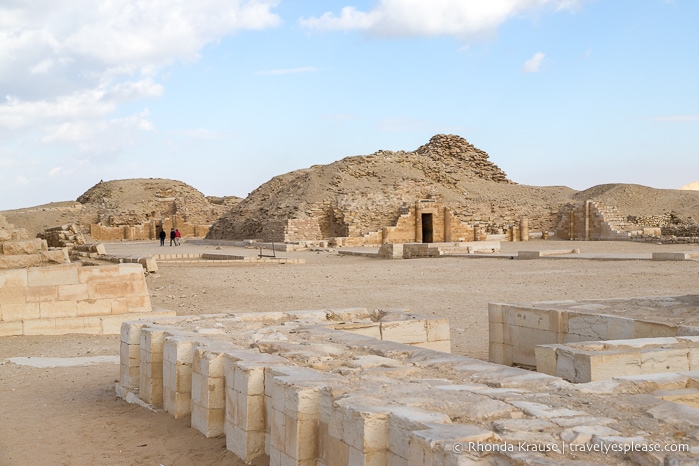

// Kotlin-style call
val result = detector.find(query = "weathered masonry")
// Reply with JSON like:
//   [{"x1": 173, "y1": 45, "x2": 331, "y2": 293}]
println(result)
[
  {"x1": 0, "y1": 212, "x2": 174, "y2": 336},
  {"x1": 119, "y1": 308, "x2": 698, "y2": 465}
]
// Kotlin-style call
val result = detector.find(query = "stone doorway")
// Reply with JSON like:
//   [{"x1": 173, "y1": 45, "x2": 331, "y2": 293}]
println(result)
[{"x1": 421, "y1": 213, "x2": 434, "y2": 243}]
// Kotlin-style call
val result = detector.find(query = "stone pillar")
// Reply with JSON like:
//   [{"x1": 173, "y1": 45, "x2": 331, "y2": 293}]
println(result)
[
  {"x1": 520, "y1": 217, "x2": 529, "y2": 242},
  {"x1": 444, "y1": 208, "x2": 451, "y2": 242},
  {"x1": 585, "y1": 201, "x2": 591, "y2": 241},
  {"x1": 414, "y1": 204, "x2": 422, "y2": 243},
  {"x1": 510, "y1": 225, "x2": 519, "y2": 242}
]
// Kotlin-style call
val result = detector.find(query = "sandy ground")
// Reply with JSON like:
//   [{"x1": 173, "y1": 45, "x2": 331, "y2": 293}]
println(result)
[{"x1": 1, "y1": 239, "x2": 698, "y2": 465}]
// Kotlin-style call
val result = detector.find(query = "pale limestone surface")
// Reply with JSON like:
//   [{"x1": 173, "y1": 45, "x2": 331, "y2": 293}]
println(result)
[{"x1": 119, "y1": 309, "x2": 698, "y2": 465}]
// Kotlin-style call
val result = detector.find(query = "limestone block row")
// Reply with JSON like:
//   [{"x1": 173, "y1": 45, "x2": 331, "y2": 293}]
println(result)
[
  {"x1": 536, "y1": 336, "x2": 699, "y2": 382},
  {"x1": 332, "y1": 314, "x2": 450, "y2": 352},
  {"x1": 489, "y1": 302, "x2": 695, "y2": 367},
  {"x1": 117, "y1": 315, "x2": 469, "y2": 466},
  {"x1": 0, "y1": 263, "x2": 170, "y2": 336}
]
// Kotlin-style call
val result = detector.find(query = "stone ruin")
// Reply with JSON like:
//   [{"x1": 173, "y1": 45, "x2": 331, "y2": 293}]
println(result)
[
  {"x1": 118, "y1": 305, "x2": 699, "y2": 465},
  {"x1": 0, "y1": 212, "x2": 173, "y2": 336}
]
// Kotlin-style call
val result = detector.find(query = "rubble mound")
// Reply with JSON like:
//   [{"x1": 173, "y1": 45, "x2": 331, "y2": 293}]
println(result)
[
  {"x1": 574, "y1": 184, "x2": 699, "y2": 224},
  {"x1": 207, "y1": 134, "x2": 575, "y2": 240},
  {"x1": 2, "y1": 179, "x2": 242, "y2": 238},
  {"x1": 77, "y1": 178, "x2": 240, "y2": 226}
]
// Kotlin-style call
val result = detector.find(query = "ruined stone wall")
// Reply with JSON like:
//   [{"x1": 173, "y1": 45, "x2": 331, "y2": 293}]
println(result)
[
  {"x1": 0, "y1": 263, "x2": 163, "y2": 336},
  {"x1": 37, "y1": 224, "x2": 85, "y2": 248},
  {"x1": 89, "y1": 216, "x2": 211, "y2": 242},
  {"x1": 555, "y1": 201, "x2": 631, "y2": 240},
  {"x1": 0, "y1": 213, "x2": 66, "y2": 269}
]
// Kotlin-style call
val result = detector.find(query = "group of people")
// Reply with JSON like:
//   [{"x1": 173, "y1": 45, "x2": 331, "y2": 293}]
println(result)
[{"x1": 159, "y1": 228, "x2": 181, "y2": 246}]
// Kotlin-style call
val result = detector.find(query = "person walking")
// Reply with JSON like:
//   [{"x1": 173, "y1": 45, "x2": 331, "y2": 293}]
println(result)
[
  {"x1": 170, "y1": 228, "x2": 176, "y2": 246},
  {"x1": 159, "y1": 229, "x2": 166, "y2": 246},
  {"x1": 175, "y1": 229, "x2": 181, "y2": 246}
]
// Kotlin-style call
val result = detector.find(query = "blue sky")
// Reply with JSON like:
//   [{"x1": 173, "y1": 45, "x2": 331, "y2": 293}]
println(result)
[{"x1": 1, "y1": 0, "x2": 697, "y2": 210}]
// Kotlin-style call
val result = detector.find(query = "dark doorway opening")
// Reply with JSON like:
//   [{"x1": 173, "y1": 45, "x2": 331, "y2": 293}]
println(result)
[{"x1": 421, "y1": 213, "x2": 434, "y2": 243}]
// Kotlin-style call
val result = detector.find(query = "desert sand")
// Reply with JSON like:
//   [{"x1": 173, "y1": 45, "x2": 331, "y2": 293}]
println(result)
[{"x1": 1, "y1": 238, "x2": 698, "y2": 465}]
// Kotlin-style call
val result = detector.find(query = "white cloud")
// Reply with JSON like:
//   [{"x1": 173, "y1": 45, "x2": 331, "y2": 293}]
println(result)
[
  {"x1": 0, "y1": 0, "x2": 281, "y2": 156},
  {"x1": 48, "y1": 166, "x2": 64, "y2": 177},
  {"x1": 42, "y1": 110, "x2": 154, "y2": 155},
  {"x1": 523, "y1": 52, "x2": 546, "y2": 73},
  {"x1": 300, "y1": 0, "x2": 584, "y2": 40}
]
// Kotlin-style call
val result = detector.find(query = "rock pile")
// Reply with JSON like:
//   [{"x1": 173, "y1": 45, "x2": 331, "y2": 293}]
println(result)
[
  {"x1": 77, "y1": 178, "x2": 237, "y2": 227},
  {"x1": 0, "y1": 213, "x2": 67, "y2": 269},
  {"x1": 207, "y1": 134, "x2": 573, "y2": 241}
]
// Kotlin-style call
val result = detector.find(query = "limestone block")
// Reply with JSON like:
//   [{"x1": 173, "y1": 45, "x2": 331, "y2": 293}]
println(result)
[
  {"x1": 560, "y1": 425, "x2": 621, "y2": 444},
  {"x1": 318, "y1": 434, "x2": 349, "y2": 466},
  {"x1": 0, "y1": 268, "x2": 28, "y2": 288},
  {"x1": 20, "y1": 318, "x2": 57, "y2": 335},
  {"x1": 225, "y1": 423, "x2": 265, "y2": 463},
  {"x1": 192, "y1": 350, "x2": 226, "y2": 408},
  {"x1": 27, "y1": 264, "x2": 79, "y2": 287},
  {"x1": 111, "y1": 295, "x2": 152, "y2": 315},
  {"x1": 606, "y1": 316, "x2": 636, "y2": 340},
  {"x1": 489, "y1": 322, "x2": 504, "y2": 344},
  {"x1": 565, "y1": 314, "x2": 609, "y2": 340},
  {"x1": 503, "y1": 306, "x2": 560, "y2": 332},
  {"x1": 387, "y1": 407, "x2": 451, "y2": 460},
  {"x1": 640, "y1": 348, "x2": 689, "y2": 373},
  {"x1": 76, "y1": 299, "x2": 112, "y2": 317},
  {"x1": 139, "y1": 256, "x2": 158, "y2": 273},
  {"x1": 334, "y1": 322, "x2": 382, "y2": 340},
  {"x1": 426, "y1": 318, "x2": 450, "y2": 342},
  {"x1": 191, "y1": 401, "x2": 225, "y2": 438},
  {"x1": 139, "y1": 328, "x2": 166, "y2": 405},
  {"x1": 54, "y1": 316, "x2": 102, "y2": 335},
  {"x1": 2, "y1": 239, "x2": 44, "y2": 255},
  {"x1": 163, "y1": 337, "x2": 196, "y2": 418},
  {"x1": 654, "y1": 389, "x2": 699, "y2": 408},
  {"x1": 348, "y1": 448, "x2": 387, "y2": 466},
  {"x1": 121, "y1": 321, "x2": 146, "y2": 345},
  {"x1": 408, "y1": 424, "x2": 497, "y2": 465},
  {"x1": 26, "y1": 285, "x2": 58, "y2": 303},
  {"x1": 689, "y1": 349, "x2": 699, "y2": 371},
  {"x1": 39, "y1": 249, "x2": 68, "y2": 264},
  {"x1": 56, "y1": 283, "x2": 89, "y2": 302},
  {"x1": 509, "y1": 326, "x2": 558, "y2": 366},
  {"x1": 341, "y1": 403, "x2": 389, "y2": 453},
  {"x1": 0, "y1": 254, "x2": 41, "y2": 269},
  {"x1": 581, "y1": 351, "x2": 643, "y2": 383},
  {"x1": 0, "y1": 320, "x2": 23, "y2": 336},
  {"x1": 381, "y1": 319, "x2": 427, "y2": 344},
  {"x1": 39, "y1": 300, "x2": 77, "y2": 319},
  {"x1": 554, "y1": 348, "x2": 577, "y2": 383},
  {"x1": 283, "y1": 414, "x2": 318, "y2": 461},
  {"x1": 1, "y1": 302, "x2": 40, "y2": 322},
  {"x1": 488, "y1": 342, "x2": 512, "y2": 366},
  {"x1": 89, "y1": 280, "x2": 137, "y2": 300},
  {"x1": 535, "y1": 345, "x2": 558, "y2": 376},
  {"x1": 634, "y1": 321, "x2": 677, "y2": 338}
]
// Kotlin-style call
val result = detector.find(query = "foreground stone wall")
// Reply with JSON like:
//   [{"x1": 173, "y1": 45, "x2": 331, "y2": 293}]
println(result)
[
  {"x1": 118, "y1": 309, "x2": 698, "y2": 465},
  {"x1": 489, "y1": 296, "x2": 699, "y2": 368},
  {"x1": 89, "y1": 215, "x2": 211, "y2": 242},
  {"x1": 536, "y1": 336, "x2": 699, "y2": 383},
  {"x1": 0, "y1": 263, "x2": 173, "y2": 336},
  {"x1": 555, "y1": 201, "x2": 631, "y2": 240}
]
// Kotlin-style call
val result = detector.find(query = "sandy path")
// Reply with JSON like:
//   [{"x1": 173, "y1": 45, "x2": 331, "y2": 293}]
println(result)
[{"x1": 1, "y1": 239, "x2": 698, "y2": 465}]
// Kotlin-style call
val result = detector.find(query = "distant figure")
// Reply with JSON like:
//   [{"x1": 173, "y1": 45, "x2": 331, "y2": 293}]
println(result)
[
  {"x1": 159, "y1": 229, "x2": 166, "y2": 247},
  {"x1": 175, "y1": 229, "x2": 181, "y2": 246},
  {"x1": 170, "y1": 228, "x2": 176, "y2": 246}
]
